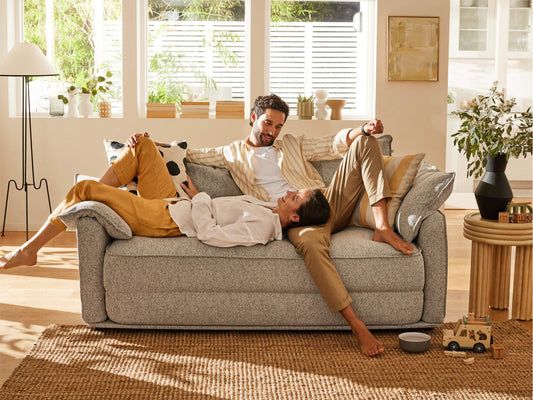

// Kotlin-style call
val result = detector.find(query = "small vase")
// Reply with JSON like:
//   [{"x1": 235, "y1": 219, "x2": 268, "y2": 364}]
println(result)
[
  {"x1": 98, "y1": 101, "x2": 112, "y2": 118},
  {"x1": 327, "y1": 99, "x2": 346, "y2": 120},
  {"x1": 315, "y1": 89, "x2": 328, "y2": 120},
  {"x1": 297, "y1": 102, "x2": 314, "y2": 120},
  {"x1": 79, "y1": 93, "x2": 93, "y2": 118},
  {"x1": 67, "y1": 93, "x2": 79, "y2": 118},
  {"x1": 474, "y1": 153, "x2": 513, "y2": 220}
]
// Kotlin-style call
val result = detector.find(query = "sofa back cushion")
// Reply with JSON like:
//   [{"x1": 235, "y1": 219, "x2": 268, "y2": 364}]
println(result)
[{"x1": 191, "y1": 134, "x2": 393, "y2": 197}]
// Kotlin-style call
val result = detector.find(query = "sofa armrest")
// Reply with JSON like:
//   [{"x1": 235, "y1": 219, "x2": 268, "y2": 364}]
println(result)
[
  {"x1": 76, "y1": 216, "x2": 114, "y2": 324},
  {"x1": 415, "y1": 210, "x2": 448, "y2": 324},
  {"x1": 58, "y1": 201, "x2": 132, "y2": 239}
]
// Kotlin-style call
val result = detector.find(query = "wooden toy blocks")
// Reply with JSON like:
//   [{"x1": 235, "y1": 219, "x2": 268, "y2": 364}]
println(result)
[{"x1": 490, "y1": 344, "x2": 505, "y2": 359}]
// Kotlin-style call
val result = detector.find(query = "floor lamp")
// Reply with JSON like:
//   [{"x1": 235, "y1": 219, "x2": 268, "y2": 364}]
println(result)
[{"x1": 0, "y1": 43, "x2": 59, "y2": 240}]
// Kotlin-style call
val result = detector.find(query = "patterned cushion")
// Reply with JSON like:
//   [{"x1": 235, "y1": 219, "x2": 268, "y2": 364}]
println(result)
[
  {"x1": 350, "y1": 153, "x2": 425, "y2": 230},
  {"x1": 395, "y1": 161, "x2": 455, "y2": 242},
  {"x1": 103, "y1": 140, "x2": 190, "y2": 199}
]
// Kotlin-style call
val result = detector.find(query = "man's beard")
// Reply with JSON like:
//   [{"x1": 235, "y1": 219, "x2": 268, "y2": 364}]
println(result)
[{"x1": 253, "y1": 126, "x2": 274, "y2": 146}]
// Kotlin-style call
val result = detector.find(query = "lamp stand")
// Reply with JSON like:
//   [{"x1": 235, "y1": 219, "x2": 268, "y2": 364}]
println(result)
[{"x1": 2, "y1": 77, "x2": 52, "y2": 241}]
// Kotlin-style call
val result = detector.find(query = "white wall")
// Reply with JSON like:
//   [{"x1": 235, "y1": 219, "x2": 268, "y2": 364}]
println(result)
[{"x1": 0, "y1": 0, "x2": 450, "y2": 231}]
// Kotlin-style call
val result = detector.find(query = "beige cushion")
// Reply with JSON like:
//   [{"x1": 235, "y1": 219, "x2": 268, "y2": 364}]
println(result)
[{"x1": 350, "y1": 153, "x2": 425, "y2": 230}]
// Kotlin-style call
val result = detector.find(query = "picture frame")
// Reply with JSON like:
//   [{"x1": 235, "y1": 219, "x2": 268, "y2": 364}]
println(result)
[{"x1": 387, "y1": 16, "x2": 440, "y2": 81}]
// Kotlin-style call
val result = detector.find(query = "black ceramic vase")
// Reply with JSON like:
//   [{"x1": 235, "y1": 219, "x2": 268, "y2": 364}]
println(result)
[{"x1": 474, "y1": 153, "x2": 513, "y2": 220}]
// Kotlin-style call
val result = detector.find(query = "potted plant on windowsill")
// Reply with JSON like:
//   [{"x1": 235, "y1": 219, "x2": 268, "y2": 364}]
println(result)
[
  {"x1": 84, "y1": 71, "x2": 114, "y2": 118},
  {"x1": 452, "y1": 82, "x2": 532, "y2": 219},
  {"x1": 297, "y1": 94, "x2": 315, "y2": 120}
]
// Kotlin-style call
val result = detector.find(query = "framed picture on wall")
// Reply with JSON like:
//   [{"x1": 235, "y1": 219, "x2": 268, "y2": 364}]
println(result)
[{"x1": 387, "y1": 16, "x2": 439, "y2": 81}]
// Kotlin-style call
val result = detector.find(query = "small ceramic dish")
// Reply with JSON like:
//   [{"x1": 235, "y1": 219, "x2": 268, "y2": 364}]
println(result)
[{"x1": 398, "y1": 332, "x2": 431, "y2": 353}]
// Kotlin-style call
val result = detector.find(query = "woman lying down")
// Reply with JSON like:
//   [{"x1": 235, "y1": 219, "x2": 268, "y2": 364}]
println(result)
[{"x1": 1, "y1": 137, "x2": 330, "y2": 270}]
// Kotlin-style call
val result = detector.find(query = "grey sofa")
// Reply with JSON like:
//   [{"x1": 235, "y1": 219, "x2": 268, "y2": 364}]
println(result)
[{"x1": 64, "y1": 135, "x2": 452, "y2": 330}]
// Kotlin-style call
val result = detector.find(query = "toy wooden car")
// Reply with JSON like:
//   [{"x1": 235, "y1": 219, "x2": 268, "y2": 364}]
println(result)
[{"x1": 443, "y1": 314, "x2": 492, "y2": 353}]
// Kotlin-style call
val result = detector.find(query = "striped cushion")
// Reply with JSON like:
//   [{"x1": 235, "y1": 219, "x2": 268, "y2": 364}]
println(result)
[{"x1": 350, "y1": 153, "x2": 425, "y2": 230}]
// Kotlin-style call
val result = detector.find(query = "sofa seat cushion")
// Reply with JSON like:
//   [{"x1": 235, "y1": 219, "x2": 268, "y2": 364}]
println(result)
[{"x1": 103, "y1": 227, "x2": 424, "y2": 295}]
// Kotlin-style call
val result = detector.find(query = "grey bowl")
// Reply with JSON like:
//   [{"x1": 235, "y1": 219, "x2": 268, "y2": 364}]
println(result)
[{"x1": 398, "y1": 332, "x2": 431, "y2": 353}]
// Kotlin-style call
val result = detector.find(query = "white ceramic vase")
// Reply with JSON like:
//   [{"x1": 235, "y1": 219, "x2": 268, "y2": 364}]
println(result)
[
  {"x1": 79, "y1": 93, "x2": 93, "y2": 118},
  {"x1": 67, "y1": 93, "x2": 79, "y2": 118},
  {"x1": 315, "y1": 89, "x2": 329, "y2": 120}
]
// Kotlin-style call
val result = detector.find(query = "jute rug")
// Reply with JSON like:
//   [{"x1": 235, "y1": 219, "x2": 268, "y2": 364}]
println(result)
[{"x1": 0, "y1": 321, "x2": 531, "y2": 400}]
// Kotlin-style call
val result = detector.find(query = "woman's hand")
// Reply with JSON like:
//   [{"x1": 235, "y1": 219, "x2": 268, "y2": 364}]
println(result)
[
  {"x1": 126, "y1": 132, "x2": 150, "y2": 148},
  {"x1": 181, "y1": 175, "x2": 200, "y2": 198}
]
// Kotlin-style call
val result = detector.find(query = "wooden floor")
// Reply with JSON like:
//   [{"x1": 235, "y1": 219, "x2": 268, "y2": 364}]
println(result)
[{"x1": 0, "y1": 209, "x2": 531, "y2": 386}]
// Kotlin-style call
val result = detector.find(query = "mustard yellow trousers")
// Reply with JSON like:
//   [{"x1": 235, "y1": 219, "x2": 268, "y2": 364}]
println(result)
[
  {"x1": 287, "y1": 135, "x2": 390, "y2": 313},
  {"x1": 49, "y1": 137, "x2": 182, "y2": 237}
]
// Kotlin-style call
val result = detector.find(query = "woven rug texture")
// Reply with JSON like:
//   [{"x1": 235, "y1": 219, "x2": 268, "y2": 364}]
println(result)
[{"x1": 0, "y1": 321, "x2": 531, "y2": 400}]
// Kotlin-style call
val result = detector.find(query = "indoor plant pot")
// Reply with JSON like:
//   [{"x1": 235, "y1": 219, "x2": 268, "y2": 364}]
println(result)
[
  {"x1": 452, "y1": 82, "x2": 532, "y2": 220},
  {"x1": 296, "y1": 94, "x2": 314, "y2": 120},
  {"x1": 474, "y1": 153, "x2": 513, "y2": 219}
]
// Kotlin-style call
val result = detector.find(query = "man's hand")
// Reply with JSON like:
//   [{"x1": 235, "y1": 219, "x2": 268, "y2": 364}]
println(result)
[
  {"x1": 364, "y1": 119, "x2": 384, "y2": 135},
  {"x1": 181, "y1": 175, "x2": 200, "y2": 198},
  {"x1": 127, "y1": 132, "x2": 150, "y2": 148}
]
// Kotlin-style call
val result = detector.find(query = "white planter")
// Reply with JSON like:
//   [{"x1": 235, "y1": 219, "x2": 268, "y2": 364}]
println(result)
[
  {"x1": 79, "y1": 93, "x2": 93, "y2": 118},
  {"x1": 67, "y1": 93, "x2": 79, "y2": 118}
]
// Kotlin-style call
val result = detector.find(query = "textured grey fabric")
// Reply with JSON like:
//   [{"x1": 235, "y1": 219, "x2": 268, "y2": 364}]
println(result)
[
  {"x1": 58, "y1": 201, "x2": 132, "y2": 239},
  {"x1": 416, "y1": 211, "x2": 448, "y2": 324},
  {"x1": 186, "y1": 163, "x2": 243, "y2": 198},
  {"x1": 104, "y1": 291, "x2": 423, "y2": 328},
  {"x1": 395, "y1": 161, "x2": 455, "y2": 242},
  {"x1": 104, "y1": 228, "x2": 424, "y2": 294},
  {"x1": 74, "y1": 132, "x2": 449, "y2": 330},
  {"x1": 76, "y1": 217, "x2": 112, "y2": 324}
]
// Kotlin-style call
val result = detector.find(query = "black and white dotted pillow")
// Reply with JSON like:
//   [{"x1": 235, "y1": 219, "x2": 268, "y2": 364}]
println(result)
[{"x1": 103, "y1": 139, "x2": 189, "y2": 199}]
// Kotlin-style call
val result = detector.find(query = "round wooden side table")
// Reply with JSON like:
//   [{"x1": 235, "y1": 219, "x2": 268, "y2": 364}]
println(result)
[{"x1": 463, "y1": 212, "x2": 532, "y2": 320}]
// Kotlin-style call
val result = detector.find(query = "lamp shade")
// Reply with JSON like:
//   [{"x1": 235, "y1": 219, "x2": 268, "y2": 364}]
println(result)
[{"x1": 0, "y1": 43, "x2": 59, "y2": 77}]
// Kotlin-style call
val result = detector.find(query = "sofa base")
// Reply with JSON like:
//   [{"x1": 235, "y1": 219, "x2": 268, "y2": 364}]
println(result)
[{"x1": 85, "y1": 320, "x2": 442, "y2": 331}]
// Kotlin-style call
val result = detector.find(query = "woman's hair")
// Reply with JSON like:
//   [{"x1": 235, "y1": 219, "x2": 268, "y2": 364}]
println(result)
[
  {"x1": 294, "y1": 190, "x2": 331, "y2": 227},
  {"x1": 249, "y1": 94, "x2": 290, "y2": 127}
]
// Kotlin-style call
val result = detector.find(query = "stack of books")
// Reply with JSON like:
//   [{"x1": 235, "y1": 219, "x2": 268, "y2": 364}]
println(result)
[
  {"x1": 180, "y1": 102, "x2": 210, "y2": 119},
  {"x1": 216, "y1": 101, "x2": 245, "y2": 119},
  {"x1": 146, "y1": 103, "x2": 176, "y2": 118}
]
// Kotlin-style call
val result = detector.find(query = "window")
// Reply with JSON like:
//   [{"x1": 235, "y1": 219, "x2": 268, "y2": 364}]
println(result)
[
  {"x1": 146, "y1": 1, "x2": 245, "y2": 109},
  {"x1": 270, "y1": 1, "x2": 374, "y2": 117},
  {"x1": 23, "y1": 0, "x2": 122, "y2": 113}
]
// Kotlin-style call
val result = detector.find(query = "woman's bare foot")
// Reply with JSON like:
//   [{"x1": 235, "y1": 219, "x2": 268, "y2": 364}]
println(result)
[
  {"x1": 0, "y1": 247, "x2": 38, "y2": 270},
  {"x1": 373, "y1": 228, "x2": 413, "y2": 255},
  {"x1": 352, "y1": 319, "x2": 384, "y2": 357}
]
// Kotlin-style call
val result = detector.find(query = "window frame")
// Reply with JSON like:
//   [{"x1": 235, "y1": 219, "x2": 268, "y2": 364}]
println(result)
[{"x1": 7, "y1": 0, "x2": 376, "y2": 119}]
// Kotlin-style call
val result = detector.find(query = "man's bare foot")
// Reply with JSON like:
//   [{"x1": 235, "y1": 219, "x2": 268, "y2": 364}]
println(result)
[
  {"x1": 373, "y1": 228, "x2": 413, "y2": 255},
  {"x1": 0, "y1": 247, "x2": 38, "y2": 270},
  {"x1": 352, "y1": 320, "x2": 384, "y2": 357}
]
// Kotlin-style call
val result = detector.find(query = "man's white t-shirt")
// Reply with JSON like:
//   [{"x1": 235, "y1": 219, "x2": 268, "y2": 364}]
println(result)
[{"x1": 251, "y1": 146, "x2": 295, "y2": 201}]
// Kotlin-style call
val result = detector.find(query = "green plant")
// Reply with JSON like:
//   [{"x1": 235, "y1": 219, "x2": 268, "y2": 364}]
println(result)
[
  {"x1": 81, "y1": 71, "x2": 114, "y2": 102},
  {"x1": 297, "y1": 94, "x2": 315, "y2": 103},
  {"x1": 447, "y1": 92, "x2": 455, "y2": 104},
  {"x1": 57, "y1": 85, "x2": 79, "y2": 104},
  {"x1": 451, "y1": 82, "x2": 532, "y2": 178}
]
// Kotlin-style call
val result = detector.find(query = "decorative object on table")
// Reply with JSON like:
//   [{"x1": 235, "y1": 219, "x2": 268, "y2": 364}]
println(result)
[
  {"x1": 442, "y1": 314, "x2": 492, "y2": 354},
  {"x1": 216, "y1": 100, "x2": 245, "y2": 119},
  {"x1": 447, "y1": 92, "x2": 456, "y2": 114},
  {"x1": 78, "y1": 92, "x2": 93, "y2": 118},
  {"x1": 498, "y1": 212, "x2": 510, "y2": 223},
  {"x1": 296, "y1": 94, "x2": 315, "y2": 120},
  {"x1": 146, "y1": 102, "x2": 176, "y2": 118},
  {"x1": 452, "y1": 82, "x2": 533, "y2": 220},
  {"x1": 180, "y1": 101, "x2": 210, "y2": 119},
  {"x1": 82, "y1": 71, "x2": 114, "y2": 118},
  {"x1": 387, "y1": 16, "x2": 439, "y2": 81},
  {"x1": 463, "y1": 212, "x2": 532, "y2": 320},
  {"x1": 314, "y1": 89, "x2": 328, "y2": 120},
  {"x1": 48, "y1": 96, "x2": 64, "y2": 117},
  {"x1": 490, "y1": 344, "x2": 505, "y2": 359},
  {"x1": 398, "y1": 332, "x2": 431, "y2": 353},
  {"x1": 506, "y1": 202, "x2": 532, "y2": 223},
  {"x1": 326, "y1": 99, "x2": 346, "y2": 120},
  {"x1": 65, "y1": 86, "x2": 80, "y2": 118},
  {"x1": 0, "y1": 42, "x2": 57, "y2": 240}
]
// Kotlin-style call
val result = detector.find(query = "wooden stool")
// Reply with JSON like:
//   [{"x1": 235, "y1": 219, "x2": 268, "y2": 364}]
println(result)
[{"x1": 463, "y1": 212, "x2": 532, "y2": 320}]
